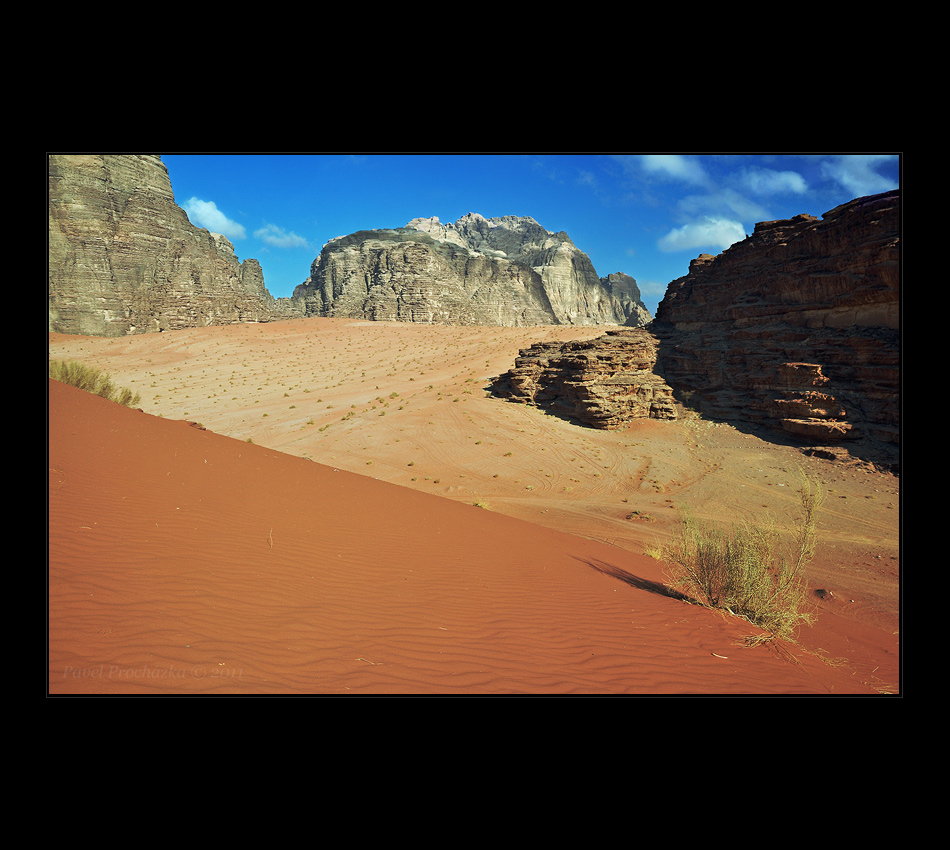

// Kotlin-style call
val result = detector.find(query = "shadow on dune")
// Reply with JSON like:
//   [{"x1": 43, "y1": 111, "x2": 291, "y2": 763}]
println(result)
[{"x1": 577, "y1": 557, "x2": 690, "y2": 602}]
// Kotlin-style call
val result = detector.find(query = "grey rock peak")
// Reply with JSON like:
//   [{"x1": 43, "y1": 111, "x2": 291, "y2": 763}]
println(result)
[
  {"x1": 295, "y1": 213, "x2": 651, "y2": 327},
  {"x1": 406, "y1": 212, "x2": 561, "y2": 256}
]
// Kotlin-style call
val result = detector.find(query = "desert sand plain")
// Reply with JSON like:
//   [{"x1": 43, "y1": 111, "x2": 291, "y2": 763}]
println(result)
[{"x1": 48, "y1": 317, "x2": 900, "y2": 694}]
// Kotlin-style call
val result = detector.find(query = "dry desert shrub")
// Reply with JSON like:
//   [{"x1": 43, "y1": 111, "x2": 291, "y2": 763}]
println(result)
[
  {"x1": 49, "y1": 359, "x2": 141, "y2": 408},
  {"x1": 659, "y1": 470, "x2": 823, "y2": 643}
]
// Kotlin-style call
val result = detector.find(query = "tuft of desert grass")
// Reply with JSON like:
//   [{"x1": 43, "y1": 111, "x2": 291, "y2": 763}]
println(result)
[
  {"x1": 658, "y1": 470, "x2": 823, "y2": 643},
  {"x1": 49, "y1": 359, "x2": 141, "y2": 408}
]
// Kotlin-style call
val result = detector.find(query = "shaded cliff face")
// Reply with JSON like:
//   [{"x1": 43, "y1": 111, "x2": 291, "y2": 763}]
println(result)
[
  {"x1": 293, "y1": 213, "x2": 650, "y2": 327},
  {"x1": 651, "y1": 190, "x2": 899, "y2": 467},
  {"x1": 491, "y1": 190, "x2": 900, "y2": 469},
  {"x1": 605, "y1": 272, "x2": 653, "y2": 327},
  {"x1": 48, "y1": 154, "x2": 299, "y2": 336}
]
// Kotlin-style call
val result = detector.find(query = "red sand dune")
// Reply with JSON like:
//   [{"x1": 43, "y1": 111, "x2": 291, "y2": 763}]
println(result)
[{"x1": 49, "y1": 377, "x2": 891, "y2": 695}]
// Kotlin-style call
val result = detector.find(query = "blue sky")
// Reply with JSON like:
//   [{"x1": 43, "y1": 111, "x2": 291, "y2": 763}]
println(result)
[{"x1": 161, "y1": 153, "x2": 900, "y2": 317}]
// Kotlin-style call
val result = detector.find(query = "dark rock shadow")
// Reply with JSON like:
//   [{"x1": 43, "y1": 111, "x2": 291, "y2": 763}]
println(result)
[{"x1": 650, "y1": 324, "x2": 900, "y2": 474}]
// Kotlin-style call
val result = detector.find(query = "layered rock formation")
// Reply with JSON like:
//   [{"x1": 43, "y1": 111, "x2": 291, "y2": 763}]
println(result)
[
  {"x1": 651, "y1": 189, "x2": 899, "y2": 466},
  {"x1": 491, "y1": 328, "x2": 677, "y2": 428},
  {"x1": 292, "y1": 213, "x2": 649, "y2": 327},
  {"x1": 49, "y1": 154, "x2": 299, "y2": 336},
  {"x1": 492, "y1": 190, "x2": 900, "y2": 469}
]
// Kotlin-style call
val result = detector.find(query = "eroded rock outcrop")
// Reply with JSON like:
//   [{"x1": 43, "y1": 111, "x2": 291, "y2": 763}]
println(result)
[
  {"x1": 292, "y1": 213, "x2": 650, "y2": 327},
  {"x1": 491, "y1": 190, "x2": 900, "y2": 469},
  {"x1": 49, "y1": 154, "x2": 300, "y2": 336},
  {"x1": 491, "y1": 328, "x2": 677, "y2": 428}
]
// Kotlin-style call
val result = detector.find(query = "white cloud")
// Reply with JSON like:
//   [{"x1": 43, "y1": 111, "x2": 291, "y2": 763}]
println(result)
[
  {"x1": 254, "y1": 224, "x2": 312, "y2": 250},
  {"x1": 678, "y1": 187, "x2": 768, "y2": 225},
  {"x1": 183, "y1": 198, "x2": 246, "y2": 240},
  {"x1": 738, "y1": 166, "x2": 807, "y2": 196},
  {"x1": 657, "y1": 216, "x2": 747, "y2": 253},
  {"x1": 640, "y1": 154, "x2": 709, "y2": 185},
  {"x1": 638, "y1": 279, "x2": 669, "y2": 300},
  {"x1": 820, "y1": 155, "x2": 898, "y2": 197}
]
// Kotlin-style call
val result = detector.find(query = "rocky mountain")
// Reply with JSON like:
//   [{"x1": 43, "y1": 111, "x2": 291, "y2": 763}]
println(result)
[
  {"x1": 48, "y1": 154, "x2": 299, "y2": 336},
  {"x1": 604, "y1": 272, "x2": 653, "y2": 327},
  {"x1": 492, "y1": 190, "x2": 900, "y2": 469},
  {"x1": 292, "y1": 212, "x2": 650, "y2": 326}
]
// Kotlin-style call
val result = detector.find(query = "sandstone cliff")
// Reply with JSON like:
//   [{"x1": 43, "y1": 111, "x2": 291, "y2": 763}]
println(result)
[
  {"x1": 492, "y1": 190, "x2": 900, "y2": 469},
  {"x1": 292, "y1": 213, "x2": 650, "y2": 327},
  {"x1": 48, "y1": 154, "x2": 300, "y2": 336},
  {"x1": 651, "y1": 189, "x2": 899, "y2": 467}
]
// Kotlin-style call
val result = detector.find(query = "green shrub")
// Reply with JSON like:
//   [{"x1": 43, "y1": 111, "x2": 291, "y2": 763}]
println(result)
[
  {"x1": 660, "y1": 471, "x2": 823, "y2": 642},
  {"x1": 49, "y1": 359, "x2": 141, "y2": 408}
]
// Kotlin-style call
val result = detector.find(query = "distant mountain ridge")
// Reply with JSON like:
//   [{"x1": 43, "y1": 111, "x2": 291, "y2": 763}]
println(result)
[
  {"x1": 292, "y1": 212, "x2": 651, "y2": 327},
  {"x1": 47, "y1": 155, "x2": 648, "y2": 335}
]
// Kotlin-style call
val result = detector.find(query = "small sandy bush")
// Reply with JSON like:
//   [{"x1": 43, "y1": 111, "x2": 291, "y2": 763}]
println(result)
[
  {"x1": 49, "y1": 359, "x2": 141, "y2": 407},
  {"x1": 660, "y1": 471, "x2": 823, "y2": 643}
]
